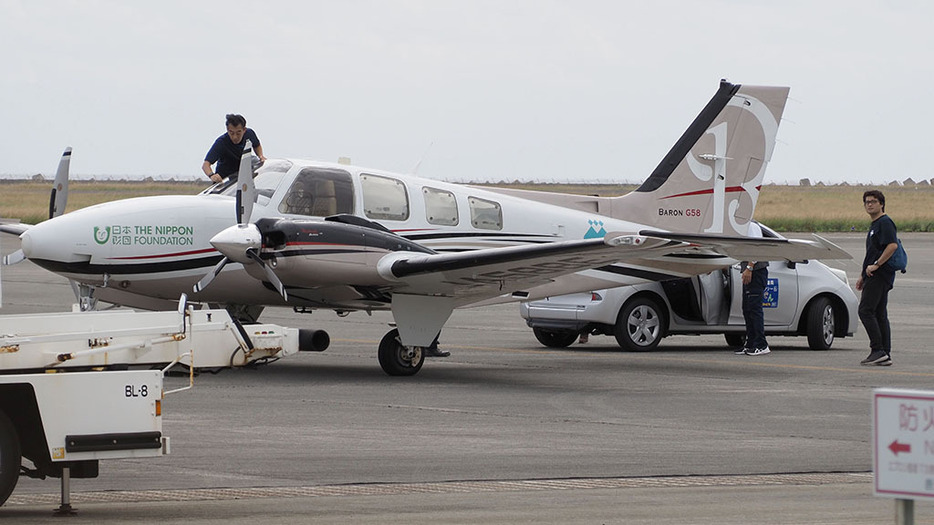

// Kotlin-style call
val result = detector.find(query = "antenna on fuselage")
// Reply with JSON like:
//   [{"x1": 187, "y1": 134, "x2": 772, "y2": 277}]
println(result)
[{"x1": 411, "y1": 141, "x2": 433, "y2": 176}]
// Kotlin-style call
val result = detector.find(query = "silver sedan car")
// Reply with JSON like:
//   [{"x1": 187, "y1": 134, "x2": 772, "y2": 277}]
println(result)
[{"x1": 520, "y1": 226, "x2": 858, "y2": 352}]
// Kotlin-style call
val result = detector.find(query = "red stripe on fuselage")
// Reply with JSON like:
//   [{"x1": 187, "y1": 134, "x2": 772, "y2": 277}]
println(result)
[
  {"x1": 108, "y1": 248, "x2": 218, "y2": 261},
  {"x1": 660, "y1": 185, "x2": 760, "y2": 200}
]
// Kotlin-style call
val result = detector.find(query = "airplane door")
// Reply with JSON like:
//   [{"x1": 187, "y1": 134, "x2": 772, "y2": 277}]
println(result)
[{"x1": 696, "y1": 269, "x2": 730, "y2": 325}]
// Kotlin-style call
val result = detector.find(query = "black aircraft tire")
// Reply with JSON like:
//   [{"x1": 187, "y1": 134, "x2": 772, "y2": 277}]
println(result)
[
  {"x1": 378, "y1": 329, "x2": 425, "y2": 376},
  {"x1": 806, "y1": 296, "x2": 835, "y2": 350},
  {"x1": 0, "y1": 410, "x2": 21, "y2": 507},
  {"x1": 532, "y1": 328, "x2": 579, "y2": 348}
]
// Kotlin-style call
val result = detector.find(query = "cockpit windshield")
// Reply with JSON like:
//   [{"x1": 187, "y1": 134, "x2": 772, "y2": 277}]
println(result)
[{"x1": 200, "y1": 159, "x2": 294, "y2": 199}]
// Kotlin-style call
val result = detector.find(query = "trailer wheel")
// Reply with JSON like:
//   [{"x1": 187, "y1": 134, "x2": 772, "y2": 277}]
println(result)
[{"x1": 0, "y1": 410, "x2": 21, "y2": 506}]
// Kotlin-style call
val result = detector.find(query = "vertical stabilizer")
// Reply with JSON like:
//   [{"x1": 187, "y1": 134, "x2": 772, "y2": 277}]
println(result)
[{"x1": 610, "y1": 81, "x2": 789, "y2": 237}]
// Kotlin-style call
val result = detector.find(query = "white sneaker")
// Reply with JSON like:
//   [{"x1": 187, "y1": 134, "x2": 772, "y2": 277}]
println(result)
[
  {"x1": 735, "y1": 348, "x2": 750, "y2": 355},
  {"x1": 745, "y1": 346, "x2": 771, "y2": 356}
]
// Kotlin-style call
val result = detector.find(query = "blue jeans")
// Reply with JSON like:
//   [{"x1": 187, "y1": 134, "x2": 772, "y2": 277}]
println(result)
[
  {"x1": 858, "y1": 275, "x2": 892, "y2": 354},
  {"x1": 742, "y1": 268, "x2": 768, "y2": 350}
]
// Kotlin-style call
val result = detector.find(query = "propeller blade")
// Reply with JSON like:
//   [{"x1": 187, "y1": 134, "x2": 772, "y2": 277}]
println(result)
[
  {"x1": 49, "y1": 147, "x2": 72, "y2": 219},
  {"x1": 193, "y1": 256, "x2": 229, "y2": 294},
  {"x1": 1, "y1": 249, "x2": 26, "y2": 265},
  {"x1": 246, "y1": 249, "x2": 287, "y2": 301},
  {"x1": 236, "y1": 139, "x2": 256, "y2": 224}
]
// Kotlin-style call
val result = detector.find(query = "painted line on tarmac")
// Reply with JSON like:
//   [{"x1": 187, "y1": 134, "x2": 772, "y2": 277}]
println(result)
[
  {"x1": 446, "y1": 343, "x2": 934, "y2": 378},
  {"x1": 335, "y1": 338, "x2": 934, "y2": 377},
  {"x1": 646, "y1": 354, "x2": 934, "y2": 378},
  {"x1": 6, "y1": 472, "x2": 872, "y2": 506}
]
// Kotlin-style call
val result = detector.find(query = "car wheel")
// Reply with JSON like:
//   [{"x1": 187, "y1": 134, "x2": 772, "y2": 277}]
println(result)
[
  {"x1": 614, "y1": 296, "x2": 666, "y2": 352},
  {"x1": 532, "y1": 328, "x2": 579, "y2": 348},
  {"x1": 806, "y1": 296, "x2": 835, "y2": 350},
  {"x1": 724, "y1": 334, "x2": 746, "y2": 348}
]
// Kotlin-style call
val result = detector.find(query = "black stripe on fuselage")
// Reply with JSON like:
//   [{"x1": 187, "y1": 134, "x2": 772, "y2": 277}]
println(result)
[
  {"x1": 30, "y1": 254, "x2": 224, "y2": 276},
  {"x1": 592, "y1": 264, "x2": 680, "y2": 282}
]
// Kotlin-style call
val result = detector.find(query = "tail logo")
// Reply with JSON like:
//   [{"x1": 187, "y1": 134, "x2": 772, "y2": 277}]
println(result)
[{"x1": 684, "y1": 94, "x2": 779, "y2": 235}]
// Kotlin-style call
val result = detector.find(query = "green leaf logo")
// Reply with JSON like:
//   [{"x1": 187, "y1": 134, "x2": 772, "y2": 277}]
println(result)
[{"x1": 93, "y1": 226, "x2": 111, "y2": 245}]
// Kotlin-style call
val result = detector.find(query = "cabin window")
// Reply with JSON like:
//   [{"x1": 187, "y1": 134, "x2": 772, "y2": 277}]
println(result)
[
  {"x1": 468, "y1": 196, "x2": 503, "y2": 230},
  {"x1": 423, "y1": 187, "x2": 458, "y2": 226},
  {"x1": 362, "y1": 174, "x2": 409, "y2": 221},
  {"x1": 278, "y1": 168, "x2": 355, "y2": 217}
]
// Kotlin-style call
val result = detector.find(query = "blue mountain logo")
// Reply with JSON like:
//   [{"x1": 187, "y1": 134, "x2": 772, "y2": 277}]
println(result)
[{"x1": 584, "y1": 219, "x2": 606, "y2": 239}]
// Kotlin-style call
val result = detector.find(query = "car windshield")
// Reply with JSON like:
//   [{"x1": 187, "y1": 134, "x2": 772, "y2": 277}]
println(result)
[
  {"x1": 200, "y1": 159, "x2": 293, "y2": 199},
  {"x1": 756, "y1": 222, "x2": 785, "y2": 240}
]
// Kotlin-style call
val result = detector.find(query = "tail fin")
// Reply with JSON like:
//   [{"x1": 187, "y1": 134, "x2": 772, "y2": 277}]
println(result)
[{"x1": 611, "y1": 80, "x2": 789, "y2": 236}]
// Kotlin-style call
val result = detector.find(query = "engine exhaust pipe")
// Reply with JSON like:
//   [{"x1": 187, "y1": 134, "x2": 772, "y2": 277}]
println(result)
[{"x1": 298, "y1": 329, "x2": 330, "y2": 352}]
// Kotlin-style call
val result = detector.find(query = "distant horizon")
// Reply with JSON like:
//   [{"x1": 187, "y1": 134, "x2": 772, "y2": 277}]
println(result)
[{"x1": 2, "y1": 174, "x2": 930, "y2": 188}]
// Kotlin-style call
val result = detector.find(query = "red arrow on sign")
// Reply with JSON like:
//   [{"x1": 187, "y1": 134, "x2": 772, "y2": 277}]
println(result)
[{"x1": 889, "y1": 440, "x2": 912, "y2": 456}]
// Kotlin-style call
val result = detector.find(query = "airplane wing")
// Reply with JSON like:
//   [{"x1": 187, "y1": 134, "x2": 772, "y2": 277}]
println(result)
[
  {"x1": 375, "y1": 229, "x2": 850, "y2": 347},
  {"x1": 380, "y1": 229, "x2": 850, "y2": 305},
  {"x1": 379, "y1": 233, "x2": 690, "y2": 303},
  {"x1": 638, "y1": 230, "x2": 852, "y2": 262}
]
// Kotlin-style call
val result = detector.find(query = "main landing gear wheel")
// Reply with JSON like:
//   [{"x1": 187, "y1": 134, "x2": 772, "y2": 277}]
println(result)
[
  {"x1": 0, "y1": 410, "x2": 21, "y2": 507},
  {"x1": 378, "y1": 328, "x2": 425, "y2": 376}
]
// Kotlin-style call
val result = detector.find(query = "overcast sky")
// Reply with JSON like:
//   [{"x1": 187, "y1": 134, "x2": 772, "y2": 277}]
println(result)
[{"x1": 1, "y1": 1, "x2": 931, "y2": 185}]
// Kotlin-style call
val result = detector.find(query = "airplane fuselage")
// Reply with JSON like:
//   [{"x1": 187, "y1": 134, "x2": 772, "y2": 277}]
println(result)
[{"x1": 20, "y1": 159, "x2": 731, "y2": 311}]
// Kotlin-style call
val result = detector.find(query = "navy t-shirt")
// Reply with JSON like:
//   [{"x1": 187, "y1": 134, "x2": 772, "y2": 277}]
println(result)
[
  {"x1": 204, "y1": 128, "x2": 261, "y2": 177},
  {"x1": 862, "y1": 214, "x2": 897, "y2": 286}
]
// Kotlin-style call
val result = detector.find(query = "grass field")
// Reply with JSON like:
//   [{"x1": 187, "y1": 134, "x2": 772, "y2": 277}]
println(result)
[{"x1": 1, "y1": 180, "x2": 932, "y2": 232}]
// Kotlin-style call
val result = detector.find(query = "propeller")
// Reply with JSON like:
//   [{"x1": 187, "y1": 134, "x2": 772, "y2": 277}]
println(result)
[
  {"x1": 49, "y1": 147, "x2": 72, "y2": 219},
  {"x1": 193, "y1": 141, "x2": 288, "y2": 300},
  {"x1": 3, "y1": 147, "x2": 72, "y2": 266}
]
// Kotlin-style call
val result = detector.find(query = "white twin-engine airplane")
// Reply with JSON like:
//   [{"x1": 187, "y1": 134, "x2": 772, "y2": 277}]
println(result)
[{"x1": 1, "y1": 80, "x2": 849, "y2": 376}]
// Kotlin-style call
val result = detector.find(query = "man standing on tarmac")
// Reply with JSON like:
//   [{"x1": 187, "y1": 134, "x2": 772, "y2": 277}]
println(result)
[
  {"x1": 856, "y1": 190, "x2": 898, "y2": 366},
  {"x1": 736, "y1": 221, "x2": 770, "y2": 356},
  {"x1": 202, "y1": 114, "x2": 266, "y2": 184}
]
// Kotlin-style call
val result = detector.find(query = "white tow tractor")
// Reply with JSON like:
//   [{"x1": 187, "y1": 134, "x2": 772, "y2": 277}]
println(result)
[{"x1": 0, "y1": 295, "x2": 308, "y2": 513}]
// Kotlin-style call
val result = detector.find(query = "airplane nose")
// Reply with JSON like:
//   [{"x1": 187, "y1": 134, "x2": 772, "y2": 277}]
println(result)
[{"x1": 209, "y1": 223, "x2": 262, "y2": 264}]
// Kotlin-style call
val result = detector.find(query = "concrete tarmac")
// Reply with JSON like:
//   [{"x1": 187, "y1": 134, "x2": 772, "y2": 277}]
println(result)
[{"x1": 2, "y1": 232, "x2": 933, "y2": 523}]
